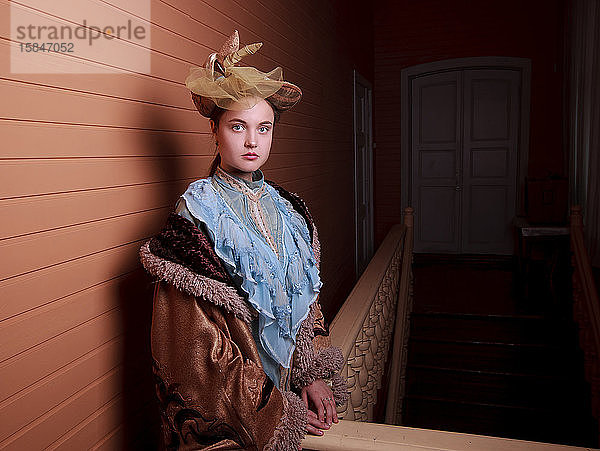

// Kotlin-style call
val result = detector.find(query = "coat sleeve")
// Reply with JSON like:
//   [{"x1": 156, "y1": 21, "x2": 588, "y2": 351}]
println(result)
[
  {"x1": 151, "y1": 281, "x2": 307, "y2": 451},
  {"x1": 289, "y1": 298, "x2": 348, "y2": 406}
]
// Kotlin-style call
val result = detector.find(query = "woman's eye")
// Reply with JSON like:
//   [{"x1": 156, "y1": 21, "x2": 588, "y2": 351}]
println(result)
[
  {"x1": 232, "y1": 124, "x2": 244, "y2": 131},
  {"x1": 258, "y1": 126, "x2": 270, "y2": 133}
]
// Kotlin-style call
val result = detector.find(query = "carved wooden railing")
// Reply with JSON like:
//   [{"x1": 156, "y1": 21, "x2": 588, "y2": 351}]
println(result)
[
  {"x1": 570, "y1": 205, "x2": 600, "y2": 437},
  {"x1": 327, "y1": 207, "x2": 414, "y2": 422}
]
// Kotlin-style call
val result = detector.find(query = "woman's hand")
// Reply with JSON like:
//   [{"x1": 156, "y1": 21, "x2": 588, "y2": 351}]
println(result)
[{"x1": 301, "y1": 379, "x2": 338, "y2": 434}]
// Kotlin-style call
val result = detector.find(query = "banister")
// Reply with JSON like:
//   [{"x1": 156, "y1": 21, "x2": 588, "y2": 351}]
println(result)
[
  {"x1": 302, "y1": 420, "x2": 595, "y2": 451},
  {"x1": 569, "y1": 205, "x2": 600, "y2": 430},
  {"x1": 570, "y1": 206, "x2": 600, "y2": 352},
  {"x1": 385, "y1": 207, "x2": 414, "y2": 424},
  {"x1": 328, "y1": 207, "x2": 414, "y2": 422},
  {"x1": 329, "y1": 223, "x2": 406, "y2": 359}
]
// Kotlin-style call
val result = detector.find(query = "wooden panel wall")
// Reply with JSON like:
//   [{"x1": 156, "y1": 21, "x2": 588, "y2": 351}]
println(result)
[
  {"x1": 0, "y1": 0, "x2": 373, "y2": 448},
  {"x1": 373, "y1": 0, "x2": 565, "y2": 245}
]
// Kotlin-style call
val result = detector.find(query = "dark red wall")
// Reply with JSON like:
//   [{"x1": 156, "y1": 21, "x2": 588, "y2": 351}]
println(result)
[
  {"x1": 373, "y1": 0, "x2": 566, "y2": 244},
  {"x1": 334, "y1": 0, "x2": 375, "y2": 83}
]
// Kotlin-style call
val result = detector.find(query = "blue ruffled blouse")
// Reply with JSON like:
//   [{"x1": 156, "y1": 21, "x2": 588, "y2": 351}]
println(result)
[{"x1": 175, "y1": 169, "x2": 322, "y2": 386}]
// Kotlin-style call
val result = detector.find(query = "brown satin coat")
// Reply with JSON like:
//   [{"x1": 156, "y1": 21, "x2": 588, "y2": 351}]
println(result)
[{"x1": 152, "y1": 282, "x2": 285, "y2": 450}]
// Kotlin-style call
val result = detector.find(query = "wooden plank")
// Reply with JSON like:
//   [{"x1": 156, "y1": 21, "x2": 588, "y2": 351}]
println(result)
[
  {"x1": 0, "y1": 242, "x2": 147, "y2": 322},
  {"x1": 50, "y1": 375, "x2": 154, "y2": 450},
  {"x1": 0, "y1": 275, "x2": 129, "y2": 362},
  {"x1": 0, "y1": 81, "x2": 201, "y2": 131},
  {"x1": 0, "y1": 365, "x2": 123, "y2": 450},
  {"x1": 52, "y1": 394, "x2": 125, "y2": 451},
  {"x1": 90, "y1": 399, "x2": 157, "y2": 450},
  {"x1": 0, "y1": 336, "x2": 124, "y2": 443},
  {"x1": 0, "y1": 179, "x2": 189, "y2": 239},
  {"x1": 0, "y1": 120, "x2": 210, "y2": 159},
  {"x1": 0, "y1": 155, "x2": 207, "y2": 199},
  {"x1": 0, "y1": 308, "x2": 123, "y2": 402},
  {"x1": 0, "y1": 208, "x2": 167, "y2": 280}
]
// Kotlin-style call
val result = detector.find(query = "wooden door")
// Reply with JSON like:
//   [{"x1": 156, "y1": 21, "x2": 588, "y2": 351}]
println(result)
[
  {"x1": 461, "y1": 70, "x2": 520, "y2": 254},
  {"x1": 411, "y1": 68, "x2": 522, "y2": 254},
  {"x1": 411, "y1": 71, "x2": 462, "y2": 253}
]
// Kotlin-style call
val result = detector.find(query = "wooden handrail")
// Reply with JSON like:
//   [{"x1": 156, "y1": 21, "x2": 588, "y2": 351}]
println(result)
[
  {"x1": 302, "y1": 420, "x2": 594, "y2": 451},
  {"x1": 385, "y1": 207, "x2": 414, "y2": 424},
  {"x1": 327, "y1": 207, "x2": 414, "y2": 422},
  {"x1": 570, "y1": 205, "x2": 600, "y2": 426}
]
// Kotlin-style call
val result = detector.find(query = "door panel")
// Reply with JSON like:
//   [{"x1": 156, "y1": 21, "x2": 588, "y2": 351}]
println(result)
[
  {"x1": 419, "y1": 82, "x2": 458, "y2": 143},
  {"x1": 470, "y1": 79, "x2": 512, "y2": 141},
  {"x1": 420, "y1": 150, "x2": 456, "y2": 178},
  {"x1": 418, "y1": 186, "x2": 458, "y2": 246},
  {"x1": 461, "y1": 70, "x2": 520, "y2": 254},
  {"x1": 471, "y1": 148, "x2": 509, "y2": 178},
  {"x1": 412, "y1": 72, "x2": 461, "y2": 253},
  {"x1": 467, "y1": 185, "x2": 509, "y2": 244}
]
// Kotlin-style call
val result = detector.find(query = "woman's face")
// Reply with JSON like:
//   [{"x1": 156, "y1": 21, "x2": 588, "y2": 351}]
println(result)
[{"x1": 211, "y1": 98, "x2": 275, "y2": 181}]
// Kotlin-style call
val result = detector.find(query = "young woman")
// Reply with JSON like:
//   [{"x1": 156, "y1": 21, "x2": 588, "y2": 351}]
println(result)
[{"x1": 140, "y1": 31, "x2": 347, "y2": 450}]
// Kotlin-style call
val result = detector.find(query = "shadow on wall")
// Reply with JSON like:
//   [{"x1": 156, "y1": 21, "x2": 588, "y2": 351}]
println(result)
[{"x1": 115, "y1": 106, "x2": 192, "y2": 449}]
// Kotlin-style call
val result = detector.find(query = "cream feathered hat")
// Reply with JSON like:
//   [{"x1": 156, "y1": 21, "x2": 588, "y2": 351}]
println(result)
[{"x1": 185, "y1": 30, "x2": 302, "y2": 117}]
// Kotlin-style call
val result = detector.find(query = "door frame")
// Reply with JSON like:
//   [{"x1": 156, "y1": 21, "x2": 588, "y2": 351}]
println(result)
[
  {"x1": 400, "y1": 57, "x2": 531, "y2": 222},
  {"x1": 353, "y1": 69, "x2": 374, "y2": 277}
]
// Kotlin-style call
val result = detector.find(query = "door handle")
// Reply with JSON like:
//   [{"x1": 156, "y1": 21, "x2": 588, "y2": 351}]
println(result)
[{"x1": 455, "y1": 186, "x2": 462, "y2": 191}]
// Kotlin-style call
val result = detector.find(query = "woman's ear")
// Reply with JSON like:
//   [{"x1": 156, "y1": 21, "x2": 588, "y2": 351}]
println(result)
[{"x1": 209, "y1": 119, "x2": 218, "y2": 135}]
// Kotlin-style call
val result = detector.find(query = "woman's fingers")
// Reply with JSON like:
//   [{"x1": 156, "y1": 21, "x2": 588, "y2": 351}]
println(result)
[
  {"x1": 306, "y1": 410, "x2": 328, "y2": 435},
  {"x1": 323, "y1": 386, "x2": 338, "y2": 424},
  {"x1": 309, "y1": 410, "x2": 328, "y2": 428},
  {"x1": 306, "y1": 423, "x2": 323, "y2": 436},
  {"x1": 302, "y1": 389, "x2": 308, "y2": 408},
  {"x1": 316, "y1": 399, "x2": 326, "y2": 424},
  {"x1": 332, "y1": 398, "x2": 339, "y2": 423},
  {"x1": 324, "y1": 398, "x2": 333, "y2": 426}
]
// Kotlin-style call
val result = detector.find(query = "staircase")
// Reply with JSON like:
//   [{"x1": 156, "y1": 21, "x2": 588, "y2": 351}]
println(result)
[{"x1": 402, "y1": 254, "x2": 598, "y2": 447}]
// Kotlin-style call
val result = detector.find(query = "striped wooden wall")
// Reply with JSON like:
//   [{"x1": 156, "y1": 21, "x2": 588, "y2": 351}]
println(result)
[
  {"x1": 373, "y1": 0, "x2": 565, "y2": 245},
  {"x1": 0, "y1": 0, "x2": 373, "y2": 448}
]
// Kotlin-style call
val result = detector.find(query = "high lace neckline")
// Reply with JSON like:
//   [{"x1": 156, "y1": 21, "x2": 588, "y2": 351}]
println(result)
[
  {"x1": 214, "y1": 166, "x2": 264, "y2": 194},
  {"x1": 214, "y1": 166, "x2": 278, "y2": 257}
]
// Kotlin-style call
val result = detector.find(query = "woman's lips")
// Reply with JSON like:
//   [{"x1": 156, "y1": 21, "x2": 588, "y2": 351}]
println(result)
[{"x1": 242, "y1": 152, "x2": 258, "y2": 160}]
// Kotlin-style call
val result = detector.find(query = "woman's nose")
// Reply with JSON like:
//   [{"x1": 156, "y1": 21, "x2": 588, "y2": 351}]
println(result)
[{"x1": 245, "y1": 131, "x2": 257, "y2": 148}]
